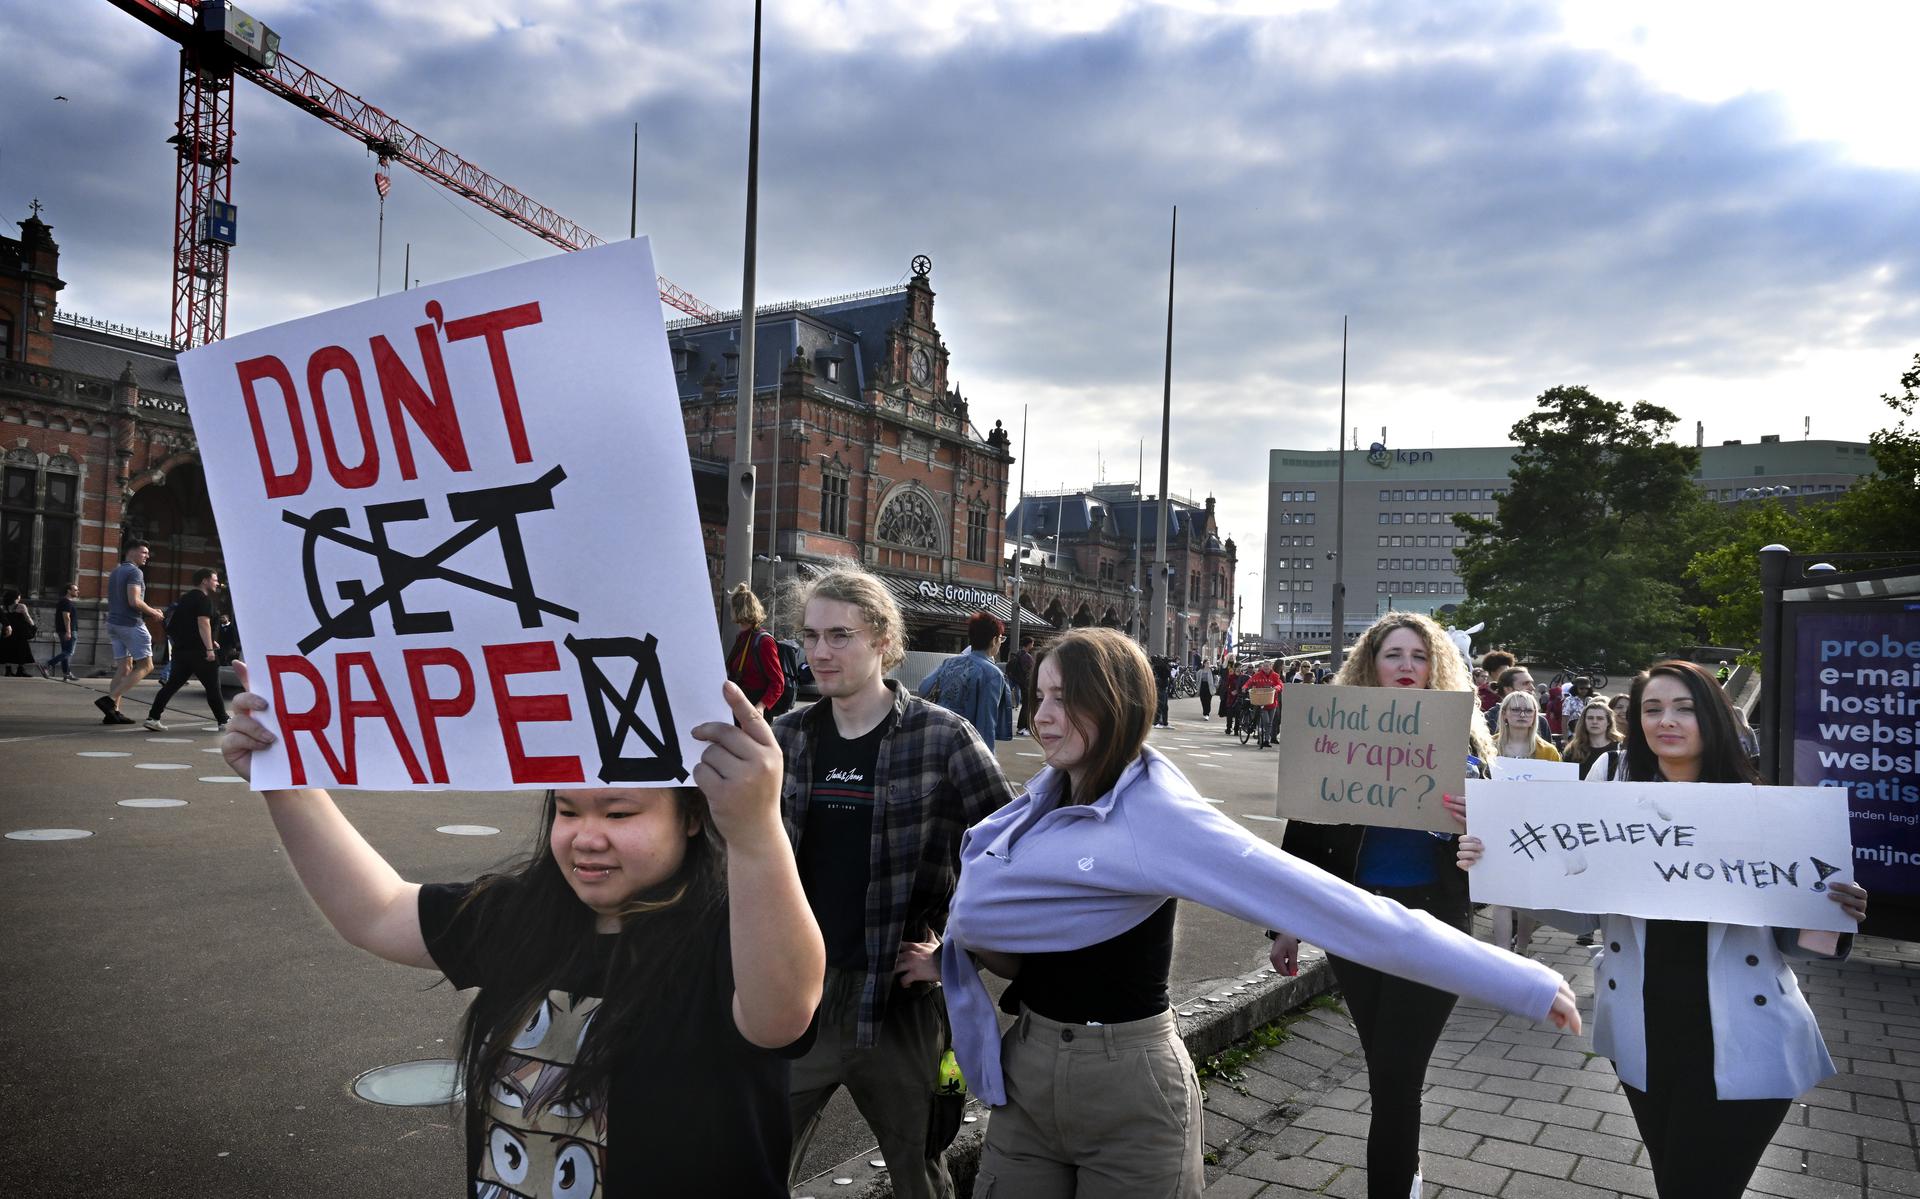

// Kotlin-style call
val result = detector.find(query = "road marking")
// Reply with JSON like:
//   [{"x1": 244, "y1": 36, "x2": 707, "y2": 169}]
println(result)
[
  {"x1": 78, "y1": 750, "x2": 132, "y2": 758},
  {"x1": 135, "y1": 762, "x2": 192, "y2": 770}
]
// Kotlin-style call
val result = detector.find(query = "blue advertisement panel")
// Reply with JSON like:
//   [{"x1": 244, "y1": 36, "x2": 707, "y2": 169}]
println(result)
[{"x1": 1790, "y1": 609, "x2": 1920, "y2": 902}]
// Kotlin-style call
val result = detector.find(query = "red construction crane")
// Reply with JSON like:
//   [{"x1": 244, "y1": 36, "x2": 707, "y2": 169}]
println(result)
[{"x1": 105, "y1": 0, "x2": 720, "y2": 349}]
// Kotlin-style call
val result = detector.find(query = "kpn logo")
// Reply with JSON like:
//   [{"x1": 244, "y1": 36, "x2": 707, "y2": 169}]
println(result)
[{"x1": 1366, "y1": 441, "x2": 1392, "y2": 469}]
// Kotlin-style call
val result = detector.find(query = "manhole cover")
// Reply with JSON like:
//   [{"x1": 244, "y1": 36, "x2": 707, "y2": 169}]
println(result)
[{"x1": 351, "y1": 1059, "x2": 462, "y2": 1107}]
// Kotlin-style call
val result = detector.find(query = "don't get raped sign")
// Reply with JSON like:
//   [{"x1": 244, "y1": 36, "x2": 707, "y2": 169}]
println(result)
[{"x1": 179, "y1": 239, "x2": 728, "y2": 791}]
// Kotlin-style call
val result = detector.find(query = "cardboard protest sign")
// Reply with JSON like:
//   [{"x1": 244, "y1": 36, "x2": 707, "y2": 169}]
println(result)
[
  {"x1": 1464, "y1": 779, "x2": 1856, "y2": 932},
  {"x1": 178, "y1": 239, "x2": 729, "y2": 791},
  {"x1": 1489, "y1": 756, "x2": 1581, "y2": 782},
  {"x1": 1275, "y1": 685, "x2": 1471, "y2": 831}
]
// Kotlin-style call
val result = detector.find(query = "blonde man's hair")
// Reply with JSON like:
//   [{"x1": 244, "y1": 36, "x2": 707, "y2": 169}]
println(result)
[
  {"x1": 728, "y1": 582, "x2": 766, "y2": 628},
  {"x1": 1335, "y1": 611, "x2": 1495, "y2": 762},
  {"x1": 791, "y1": 565, "x2": 908, "y2": 671}
]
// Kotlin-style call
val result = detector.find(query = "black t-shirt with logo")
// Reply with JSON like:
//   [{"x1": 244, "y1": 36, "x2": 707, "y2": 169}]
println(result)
[
  {"x1": 800, "y1": 711, "x2": 894, "y2": 970},
  {"x1": 418, "y1": 881, "x2": 807, "y2": 1198}
]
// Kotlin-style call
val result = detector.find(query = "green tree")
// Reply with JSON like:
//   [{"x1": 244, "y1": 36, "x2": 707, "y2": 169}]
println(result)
[
  {"x1": 1456, "y1": 386, "x2": 1703, "y2": 670},
  {"x1": 1826, "y1": 352, "x2": 1920, "y2": 553}
]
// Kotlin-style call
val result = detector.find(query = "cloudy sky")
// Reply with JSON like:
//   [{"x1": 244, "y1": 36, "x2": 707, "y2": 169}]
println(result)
[{"x1": 7, "y1": 0, "x2": 1918, "y2": 574}]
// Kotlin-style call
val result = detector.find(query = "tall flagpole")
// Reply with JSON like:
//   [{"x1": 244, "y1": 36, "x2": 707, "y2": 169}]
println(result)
[
  {"x1": 1149, "y1": 206, "x2": 1176, "y2": 658},
  {"x1": 1131, "y1": 439, "x2": 1143, "y2": 641},
  {"x1": 1007, "y1": 405, "x2": 1029, "y2": 655},
  {"x1": 723, "y1": 0, "x2": 764, "y2": 598},
  {"x1": 630, "y1": 122, "x2": 640, "y2": 240},
  {"x1": 1329, "y1": 317, "x2": 1350, "y2": 671}
]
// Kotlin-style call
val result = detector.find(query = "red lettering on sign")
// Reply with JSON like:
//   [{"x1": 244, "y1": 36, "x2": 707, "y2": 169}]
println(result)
[
  {"x1": 266, "y1": 654, "x2": 352, "y2": 785},
  {"x1": 336, "y1": 652, "x2": 426, "y2": 785},
  {"x1": 304, "y1": 345, "x2": 381, "y2": 490},
  {"x1": 237, "y1": 356, "x2": 312, "y2": 499},
  {"x1": 482, "y1": 640, "x2": 583, "y2": 784},
  {"x1": 372, "y1": 323, "x2": 471, "y2": 480},
  {"x1": 444, "y1": 302, "x2": 542, "y2": 464},
  {"x1": 404, "y1": 646, "x2": 476, "y2": 785}
]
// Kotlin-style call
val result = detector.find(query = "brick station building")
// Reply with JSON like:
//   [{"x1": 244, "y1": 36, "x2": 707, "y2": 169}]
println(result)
[
  {"x1": 1006, "y1": 485, "x2": 1238, "y2": 666},
  {"x1": 674, "y1": 260, "x2": 1043, "y2": 649},
  {"x1": 2, "y1": 206, "x2": 223, "y2": 672}
]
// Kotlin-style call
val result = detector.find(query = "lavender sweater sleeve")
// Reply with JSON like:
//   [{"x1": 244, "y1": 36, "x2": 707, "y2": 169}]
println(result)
[{"x1": 1117, "y1": 776, "x2": 1565, "y2": 1026}]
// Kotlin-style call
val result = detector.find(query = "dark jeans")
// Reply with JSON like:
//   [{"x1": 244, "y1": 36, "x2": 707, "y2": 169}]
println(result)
[
  {"x1": 1154, "y1": 682, "x2": 1170, "y2": 726},
  {"x1": 1199, "y1": 689, "x2": 1212, "y2": 717},
  {"x1": 1327, "y1": 884, "x2": 1469, "y2": 1198},
  {"x1": 45, "y1": 636, "x2": 75, "y2": 675},
  {"x1": 147, "y1": 645, "x2": 228, "y2": 724}
]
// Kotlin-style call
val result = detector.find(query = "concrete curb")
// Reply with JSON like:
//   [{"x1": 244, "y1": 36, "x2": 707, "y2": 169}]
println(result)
[{"x1": 793, "y1": 949, "x2": 1335, "y2": 1199}]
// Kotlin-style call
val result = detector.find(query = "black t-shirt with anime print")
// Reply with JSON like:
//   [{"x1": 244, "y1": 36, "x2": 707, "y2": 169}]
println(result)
[{"x1": 419, "y1": 882, "x2": 808, "y2": 1198}]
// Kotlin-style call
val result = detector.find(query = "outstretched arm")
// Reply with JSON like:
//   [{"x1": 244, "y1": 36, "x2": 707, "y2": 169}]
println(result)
[
  {"x1": 221, "y1": 663, "x2": 432, "y2": 969},
  {"x1": 695, "y1": 682, "x2": 824, "y2": 1049}
]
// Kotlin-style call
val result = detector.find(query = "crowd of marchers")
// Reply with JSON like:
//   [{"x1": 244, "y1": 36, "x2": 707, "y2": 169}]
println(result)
[{"x1": 217, "y1": 563, "x2": 1865, "y2": 1199}]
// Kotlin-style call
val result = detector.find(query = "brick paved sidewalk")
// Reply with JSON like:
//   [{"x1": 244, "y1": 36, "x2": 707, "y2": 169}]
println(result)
[{"x1": 1201, "y1": 920, "x2": 1920, "y2": 1198}]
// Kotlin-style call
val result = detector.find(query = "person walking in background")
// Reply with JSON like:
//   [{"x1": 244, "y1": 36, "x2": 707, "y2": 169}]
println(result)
[
  {"x1": 1276, "y1": 612, "x2": 1541, "y2": 1198},
  {"x1": 914, "y1": 628, "x2": 1577, "y2": 1198},
  {"x1": 96, "y1": 540, "x2": 165, "y2": 725},
  {"x1": 41, "y1": 582, "x2": 78, "y2": 680},
  {"x1": 917, "y1": 611, "x2": 1015, "y2": 751},
  {"x1": 1197, "y1": 661, "x2": 1214, "y2": 720},
  {"x1": 1009, "y1": 634, "x2": 1036, "y2": 735},
  {"x1": 1, "y1": 588, "x2": 35, "y2": 677},
  {"x1": 726, "y1": 583, "x2": 787, "y2": 718},
  {"x1": 1455, "y1": 660, "x2": 1868, "y2": 1198},
  {"x1": 777, "y1": 567, "x2": 1015, "y2": 1199},
  {"x1": 1488, "y1": 689, "x2": 1561, "y2": 954},
  {"x1": 1563, "y1": 697, "x2": 1624, "y2": 781},
  {"x1": 143, "y1": 569, "x2": 230, "y2": 732},
  {"x1": 1150, "y1": 652, "x2": 1173, "y2": 728}
]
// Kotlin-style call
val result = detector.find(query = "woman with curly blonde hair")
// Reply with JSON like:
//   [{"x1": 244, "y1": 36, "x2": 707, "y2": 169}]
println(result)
[{"x1": 1278, "y1": 612, "x2": 1498, "y2": 1197}]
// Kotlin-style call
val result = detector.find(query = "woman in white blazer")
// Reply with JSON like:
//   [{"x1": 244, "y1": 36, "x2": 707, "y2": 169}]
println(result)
[{"x1": 1455, "y1": 659, "x2": 1868, "y2": 1198}]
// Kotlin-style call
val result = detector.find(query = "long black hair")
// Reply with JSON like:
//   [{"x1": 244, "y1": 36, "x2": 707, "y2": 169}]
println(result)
[
  {"x1": 1624, "y1": 660, "x2": 1759, "y2": 784},
  {"x1": 450, "y1": 786, "x2": 727, "y2": 1157}
]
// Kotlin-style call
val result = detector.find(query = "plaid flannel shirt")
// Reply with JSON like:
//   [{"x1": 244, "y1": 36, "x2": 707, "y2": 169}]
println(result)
[{"x1": 774, "y1": 680, "x2": 1015, "y2": 1049}]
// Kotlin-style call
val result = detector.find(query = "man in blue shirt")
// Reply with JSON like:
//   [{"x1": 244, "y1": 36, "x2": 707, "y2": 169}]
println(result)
[
  {"x1": 96, "y1": 539, "x2": 166, "y2": 726},
  {"x1": 915, "y1": 611, "x2": 1015, "y2": 750}
]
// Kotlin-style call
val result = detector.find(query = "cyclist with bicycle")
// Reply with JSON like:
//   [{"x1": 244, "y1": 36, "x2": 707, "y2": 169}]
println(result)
[{"x1": 1245, "y1": 659, "x2": 1283, "y2": 749}]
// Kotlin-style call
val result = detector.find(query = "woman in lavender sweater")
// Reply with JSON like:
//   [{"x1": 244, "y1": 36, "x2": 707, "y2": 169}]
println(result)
[{"x1": 909, "y1": 628, "x2": 1578, "y2": 1198}]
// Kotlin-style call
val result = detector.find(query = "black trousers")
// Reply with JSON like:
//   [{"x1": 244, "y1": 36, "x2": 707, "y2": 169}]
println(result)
[
  {"x1": 148, "y1": 645, "x2": 228, "y2": 724},
  {"x1": 1623, "y1": 1067, "x2": 1790, "y2": 1196},
  {"x1": 1154, "y1": 682, "x2": 1170, "y2": 725},
  {"x1": 1327, "y1": 885, "x2": 1469, "y2": 1198}
]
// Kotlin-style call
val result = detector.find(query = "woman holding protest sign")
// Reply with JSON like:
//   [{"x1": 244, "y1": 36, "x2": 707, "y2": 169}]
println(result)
[
  {"x1": 1563, "y1": 698, "x2": 1624, "y2": 780},
  {"x1": 220, "y1": 665, "x2": 823, "y2": 1198},
  {"x1": 1454, "y1": 659, "x2": 1869, "y2": 1199},
  {"x1": 1274, "y1": 611, "x2": 1507, "y2": 1197},
  {"x1": 898, "y1": 627, "x2": 1576, "y2": 1197}
]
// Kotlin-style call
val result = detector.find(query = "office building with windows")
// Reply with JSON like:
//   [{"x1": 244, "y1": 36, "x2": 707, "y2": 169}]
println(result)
[{"x1": 1263, "y1": 437, "x2": 1878, "y2": 648}]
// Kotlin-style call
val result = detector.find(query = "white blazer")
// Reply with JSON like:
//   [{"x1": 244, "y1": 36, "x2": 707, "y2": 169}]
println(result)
[{"x1": 1559, "y1": 758, "x2": 1843, "y2": 1099}]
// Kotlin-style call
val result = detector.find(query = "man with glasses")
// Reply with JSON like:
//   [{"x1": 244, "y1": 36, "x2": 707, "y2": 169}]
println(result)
[{"x1": 775, "y1": 566, "x2": 1015, "y2": 1198}]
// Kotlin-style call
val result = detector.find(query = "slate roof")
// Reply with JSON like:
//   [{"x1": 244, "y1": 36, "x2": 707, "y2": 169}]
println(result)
[
  {"x1": 1007, "y1": 493, "x2": 1209, "y2": 544},
  {"x1": 49, "y1": 324, "x2": 185, "y2": 400},
  {"x1": 669, "y1": 289, "x2": 907, "y2": 407}
]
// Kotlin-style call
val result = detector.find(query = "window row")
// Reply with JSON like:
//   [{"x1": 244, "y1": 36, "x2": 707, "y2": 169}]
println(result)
[
  {"x1": 1275, "y1": 535, "x2": 1316, "y2": 547},
  {"x1": 1277, "y1": 490, "x2": 1318, "y2": 502},
  {"x1": 1275, "y1": 602, "x2": 1315, "y2": 614},
  {"x1": 1377, "y1": 580, "x2": 1463, "y2": 595},
  {"x1": 1274, "y1": 579, "x2": 1314, "y2": 593},
  {"x1": 1378, "y1": 487, "x2": 1505, "y2": 502},
  {"x1": 1379, "y1": 511, "x2": 1481, "y2": 525},
  {"x1": 1279, "y1": 512, "x2": 1316, "y2": 525},
  {"x1": 1378, "y1": 534, "x2": 1465, "y2": 548},
  {"x1": 1276, "y1": 557, "x2": 1314, "y2": 570},
  {"x1": 1376, "y1": 558, "x2": 1454, "y2": 572}
]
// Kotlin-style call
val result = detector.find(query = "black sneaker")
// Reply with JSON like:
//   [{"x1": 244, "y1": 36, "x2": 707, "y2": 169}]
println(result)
[{"x1": 106, "y1": 710, "x2": 136, "y2": 726}]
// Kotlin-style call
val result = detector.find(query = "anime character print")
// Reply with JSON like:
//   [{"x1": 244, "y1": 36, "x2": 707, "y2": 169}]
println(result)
[{"x1": 477, "y1": 990, "x2": 606, "y2": 1199}]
